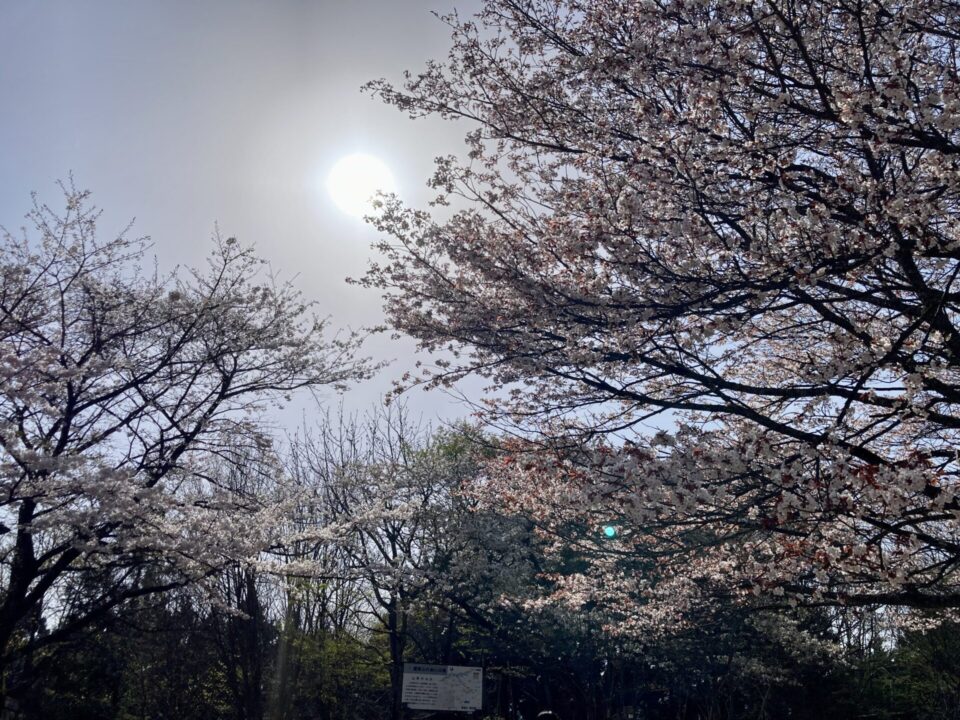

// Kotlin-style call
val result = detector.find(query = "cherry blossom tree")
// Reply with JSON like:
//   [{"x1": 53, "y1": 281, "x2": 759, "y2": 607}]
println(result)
[
  {"x1": 362, "y1": 0, "x2": 960, "y2": 623},
  {"x1": 285, "y1": 409, "x2": 496, "y2": 720},
  {"x1": 0, "y1": 185, "x2": 369, "y2": 689}
]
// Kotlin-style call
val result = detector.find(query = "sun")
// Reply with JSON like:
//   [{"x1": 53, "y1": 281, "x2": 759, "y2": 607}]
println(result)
[{"x1": 326, "y1": 154, "x2": 397, "y2": 217}]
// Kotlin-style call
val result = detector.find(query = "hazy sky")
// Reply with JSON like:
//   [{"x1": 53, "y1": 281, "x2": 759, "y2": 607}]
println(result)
[{"x1": 0, "y1": 0, "x2": 486, "y2": 427}]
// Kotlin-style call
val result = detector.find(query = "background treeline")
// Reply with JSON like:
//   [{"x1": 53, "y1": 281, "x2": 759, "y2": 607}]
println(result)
[{"x1": 18, "y1": 411, "x2": 960, "y2": 720}]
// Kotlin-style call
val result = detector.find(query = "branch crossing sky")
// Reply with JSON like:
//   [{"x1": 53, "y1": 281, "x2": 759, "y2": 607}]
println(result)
[{"x1": 0, "y1": 0, "x2": 484, "y2": 426}]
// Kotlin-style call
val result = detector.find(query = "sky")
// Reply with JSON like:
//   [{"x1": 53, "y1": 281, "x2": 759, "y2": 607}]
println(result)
[{"x1": 0, "y1": 0, "x2": 486, "y2": 429}]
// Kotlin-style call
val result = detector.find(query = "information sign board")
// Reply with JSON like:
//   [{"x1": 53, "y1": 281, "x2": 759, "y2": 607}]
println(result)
[{"x1": 401, "y1": 663, "x2": 482, "y2": 712}]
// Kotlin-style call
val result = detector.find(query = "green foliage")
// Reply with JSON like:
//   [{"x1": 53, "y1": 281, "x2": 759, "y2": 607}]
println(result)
[
  {"x1": 285, "y1": 629, "x2": 391, "y2": 720},
  {"x1": 832, "y1": 621, "x2": 960, "y2": 720},
  {"x1": 890, "y1": 623, "x2": 960, "y2": 719},
  {"x1": 33, "y1": 596, "x2": 232, "y2": 720}
]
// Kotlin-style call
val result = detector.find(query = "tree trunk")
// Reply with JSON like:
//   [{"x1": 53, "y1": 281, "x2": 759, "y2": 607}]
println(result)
[{"x1": 387, "y1": 599, "x2": 406, "y2": 720}]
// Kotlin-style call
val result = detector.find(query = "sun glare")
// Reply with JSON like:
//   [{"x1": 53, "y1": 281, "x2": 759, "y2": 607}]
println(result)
[{"x1": 326, "y1": 153, "x2": 397, "y2": 217}]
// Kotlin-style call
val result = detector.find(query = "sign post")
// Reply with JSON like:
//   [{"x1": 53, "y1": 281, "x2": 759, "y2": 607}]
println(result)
[{"x1": 401, "y1": 663, "x2": 483, "y2": 713}]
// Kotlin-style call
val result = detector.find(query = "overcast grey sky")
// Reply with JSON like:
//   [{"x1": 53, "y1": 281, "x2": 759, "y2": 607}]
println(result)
[{"x1": 0, "y1": 0, "x2": 485, "y2": 426}]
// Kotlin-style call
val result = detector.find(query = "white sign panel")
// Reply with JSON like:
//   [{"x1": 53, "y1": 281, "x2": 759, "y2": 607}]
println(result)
[{"x1": 401, "y1": 663, "x2": 483, "y2": 712}]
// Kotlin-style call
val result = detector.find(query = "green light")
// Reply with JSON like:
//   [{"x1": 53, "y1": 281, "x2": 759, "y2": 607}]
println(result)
[{"x1": 602, "y1": 525, "x2": 617, "y2": 538}]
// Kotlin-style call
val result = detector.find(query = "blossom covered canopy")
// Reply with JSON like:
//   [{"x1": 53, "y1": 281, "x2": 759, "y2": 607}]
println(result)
[
  {"x1": 363, "y1": 0, "x2": 960, "y2": 625},
  {"x1": 0, "y1": 188, "x2": 368, "y2": 663}
]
